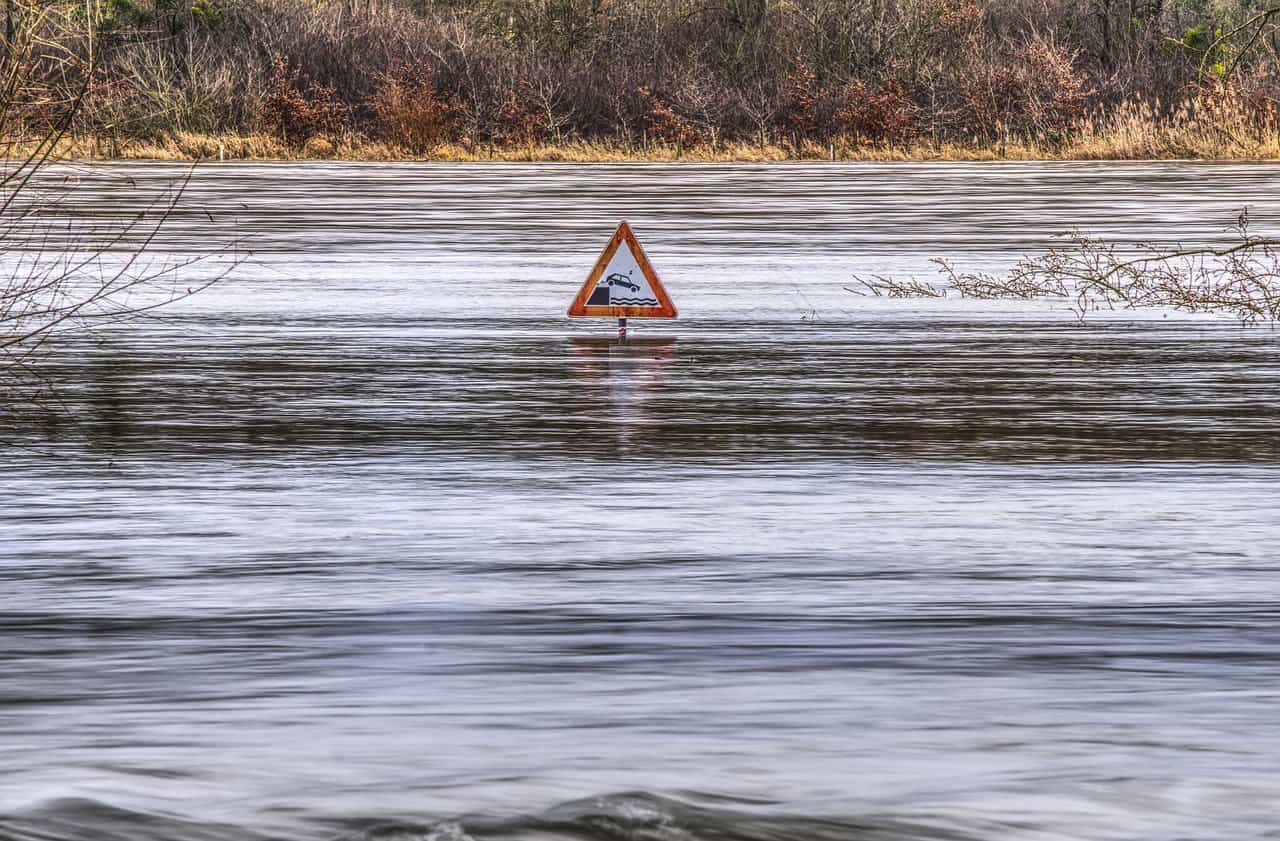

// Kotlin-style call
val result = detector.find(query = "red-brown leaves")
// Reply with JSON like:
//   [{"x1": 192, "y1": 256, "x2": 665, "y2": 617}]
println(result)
[
  {"x1": 637, "y1": 87, "x2": 704, "y2": 148},
  {"x1": 260, "y1": 54, "x2": 350, "y2": 146},
  {"x1": 365, "y1": 62, "x2": 456, "y2": 152},
  {"x1": 836, "y1": 76, "x2": 918, "y2": 143}
]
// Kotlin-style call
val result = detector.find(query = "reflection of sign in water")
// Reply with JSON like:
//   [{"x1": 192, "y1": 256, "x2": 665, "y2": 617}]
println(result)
[
  {"x1": 568, "y1": 221, "x2": 677, "y2": 318},
  {"x1": 569, "y1": 337, "x2": 677, "y2": 446}
]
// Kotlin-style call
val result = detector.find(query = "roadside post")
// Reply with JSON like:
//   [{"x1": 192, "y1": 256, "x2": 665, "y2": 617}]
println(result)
[{"x1": 567, "y1": 221, "x2": 677, "y2": 339}]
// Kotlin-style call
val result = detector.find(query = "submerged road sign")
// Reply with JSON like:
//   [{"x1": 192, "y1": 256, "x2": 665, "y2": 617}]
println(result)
[{"x1": 567, "y1": 221, "x2": 677, "y2": 319}]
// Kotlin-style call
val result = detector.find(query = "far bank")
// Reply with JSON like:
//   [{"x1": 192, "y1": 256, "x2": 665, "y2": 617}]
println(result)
[{"x1": 48, "y1": 116, "x2": 1280, "y2": 163}]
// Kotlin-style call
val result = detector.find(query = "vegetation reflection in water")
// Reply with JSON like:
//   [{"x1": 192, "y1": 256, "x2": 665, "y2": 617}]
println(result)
[{"x1": 9, "y1": 318, "x2": 1276, "y2": 464}]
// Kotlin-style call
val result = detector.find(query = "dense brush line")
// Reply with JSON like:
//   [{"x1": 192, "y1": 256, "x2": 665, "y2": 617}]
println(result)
[{"x1": 10, "y1": 0, "x2": 1280, "y2": 154}]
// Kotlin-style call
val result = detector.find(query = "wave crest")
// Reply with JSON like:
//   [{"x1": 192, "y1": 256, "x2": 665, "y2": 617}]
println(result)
[{"x1": 1, "y1": 793, "x2": 981, "y2": 841}]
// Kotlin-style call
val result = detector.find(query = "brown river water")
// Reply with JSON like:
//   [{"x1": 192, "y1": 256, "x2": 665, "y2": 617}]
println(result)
[{"x1": 2, "y1": 162, "x2": 1280, "y2": 841}]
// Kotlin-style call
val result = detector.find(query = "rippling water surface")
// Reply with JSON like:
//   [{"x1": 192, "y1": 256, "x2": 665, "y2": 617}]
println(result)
[{"x1": 3, "y1": 162, "x2": 1280, "y2": 841}]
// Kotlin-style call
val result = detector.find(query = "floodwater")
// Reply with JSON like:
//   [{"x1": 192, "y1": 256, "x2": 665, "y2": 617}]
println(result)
[{"x1": 3, "y1": 163, "x2": 1280, "y2": 841}]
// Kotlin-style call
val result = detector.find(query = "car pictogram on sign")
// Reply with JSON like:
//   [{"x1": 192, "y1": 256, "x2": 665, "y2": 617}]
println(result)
[
  {"x1": 605, "y1": 273, "x2": 640, "y2": 292},
  {"x1": 567, "y1": 221, "x2": 678, "y2": 319}
]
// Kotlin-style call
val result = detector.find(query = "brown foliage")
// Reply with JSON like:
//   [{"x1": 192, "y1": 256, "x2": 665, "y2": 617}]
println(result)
[
  {"x1": 260, "y1": 54, "x2": 350, "y2": 146},
  {"x1": 777, "y1": 59, "x2": 818, "y2": 140},
  {"x1": 836, "y1": 76, "x2": 917, "y2": 142},
  {"x1": 638, "y1": 87, "x2": 704, "y2": 148},
  {"x1": 955, "y1": 37, "x2": 1091, "y2": 141},
  {"x1": 365, "y1": 61, "x2": 455, "y2": 152},
  {"x1": 931, "y1": 0, "x2": 984, "y2": 31},
  {"x1": 496, "y1": 80, "x2": 544, "y2": 146},
  {"x1": 1198, "y1": 69, "x2": 1280, "y2": 129},
  {"x1": 1014, "y1": 39, "x2": 1093, "y2": 138},
  {"x1": 42, "y1": 0, "x2": 1280, "y2": 153}
]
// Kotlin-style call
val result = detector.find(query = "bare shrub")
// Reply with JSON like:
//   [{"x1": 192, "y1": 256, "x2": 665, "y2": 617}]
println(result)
[
  {"x1": 495, "y1": 79, "x2": 544, "y2": 146},
  {"x1": 848, "y1": 276, "x2": 947, "y2": 298},
  {"x1": 836, "y1": 75, "x2": 917, "y2": 143},
  {"x1": 365, "y1": 61, "x2": 455, "y2": 152},
  {"x1": 1014, "y1": 39, "x2": 1093, "y2": 140},
  {"x1": 931, "y1": 0, "x2": 984, "y2": 31},
  {"x1": 19, "y1": 0, "x2": 1280, "y2": 154},
  {"x1": 91, "y1": 37, "x2": 252, "y2": 136},
  {"x1": 1197, "y1": 69, "x2": 1280, "y2": 136},
  {"x1": 244, "y1": 0, "x2": 440, "y2": 104},
  {"x1": 854, "y1": 211, "x2": 1280, "y2": 324},
  {"x1": 638, "y1": 87, "x2": 704, "y2": 148},
  {"x1": 953, "y1": 36, "x2": 1092, "y2": 142},
  {"x1": 1, "y1": 0, "x2": 230, "y2": 383},
  {"x1": 2, "y1": 171, "x2": 226, "y2": 368},
  {"x1": 260, "y1": 53, "x2": 350, "y2": 146},
  {"x1": 776, "y1": 58, "x2": 818, "y2": 141}
]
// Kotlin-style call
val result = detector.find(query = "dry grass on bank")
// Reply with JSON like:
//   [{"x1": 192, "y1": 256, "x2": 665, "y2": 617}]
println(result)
[{"x1": 39, "y1": 98, "x2": 1280, "y2": 162}]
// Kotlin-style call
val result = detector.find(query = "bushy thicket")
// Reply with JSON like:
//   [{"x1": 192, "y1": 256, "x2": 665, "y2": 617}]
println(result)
[{"x1": 40, "y1": 0, "x2": 1280, "y2": 149}]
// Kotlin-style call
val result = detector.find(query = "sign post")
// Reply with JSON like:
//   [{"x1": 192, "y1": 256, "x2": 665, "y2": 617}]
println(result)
[{"x1": 568, "y1": 221, "x2": 677, "y2": 338}]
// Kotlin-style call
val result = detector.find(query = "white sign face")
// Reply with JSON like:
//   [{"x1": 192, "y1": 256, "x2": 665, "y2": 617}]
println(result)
[
  {"x1": 582, "y1": 240, "x2": 661, "y2": 308},
  {"x1": 567, "y1": 221, "x2": 677, "y2": 319}
]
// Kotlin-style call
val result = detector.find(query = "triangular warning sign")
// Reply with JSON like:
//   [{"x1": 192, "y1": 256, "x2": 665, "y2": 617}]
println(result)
[{"x1": 567, "y1": 221, "x2": 677, "y2": 319}]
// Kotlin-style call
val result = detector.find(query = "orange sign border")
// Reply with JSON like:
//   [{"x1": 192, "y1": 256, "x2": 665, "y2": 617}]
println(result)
[{"x1": 567, "y1": 221, "x2": 677, "y2": 319}]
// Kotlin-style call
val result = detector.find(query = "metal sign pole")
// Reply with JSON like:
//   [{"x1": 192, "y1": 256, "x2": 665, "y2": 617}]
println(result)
[{"x1": 618, "y1": 317, "x2": 628, "y2": 339}]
